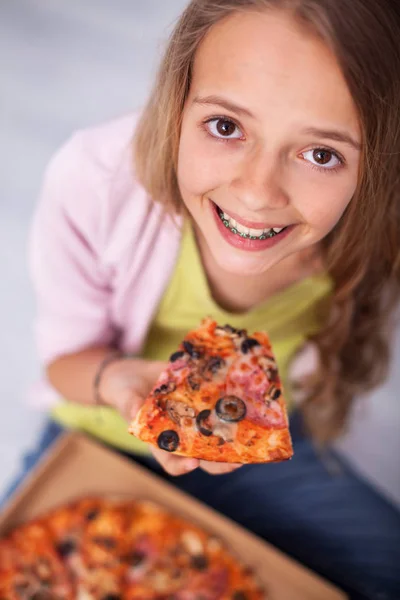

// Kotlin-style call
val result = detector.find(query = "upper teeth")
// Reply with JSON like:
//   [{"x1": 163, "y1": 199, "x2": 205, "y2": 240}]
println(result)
[{"x1": 221, "y1": 212, "x2": 284, "y2": 237}]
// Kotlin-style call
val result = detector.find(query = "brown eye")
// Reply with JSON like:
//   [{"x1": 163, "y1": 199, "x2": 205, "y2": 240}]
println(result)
[
  {"x1": 313, "y1": 149, "x2": 332, "y2": 164},
  {"x1": 216, "y1": 119, "x2": 237, "y2": 136},
  {"x1": 206, "y1": 118, "x2": 243, "y2": 140},
  {"x1": 303, "y1": 147, "x2": 342, "y2": 170}
]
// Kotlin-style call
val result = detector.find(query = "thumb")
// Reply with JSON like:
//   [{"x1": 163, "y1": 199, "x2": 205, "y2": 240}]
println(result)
[
  {"x1": 122, "y1": 360, "x2": 169, "y2": 422},
  {"x1": 116, "y1": 387, "x2": 145, "y2": 423},
  {"x1": 142, "y1": 360, "x2": 169, "y2": 381}
]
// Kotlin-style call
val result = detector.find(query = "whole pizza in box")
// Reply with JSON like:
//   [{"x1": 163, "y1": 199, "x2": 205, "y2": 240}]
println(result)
[{"x1": 0, "y1": 497, "x2": 266, "y2": 598}]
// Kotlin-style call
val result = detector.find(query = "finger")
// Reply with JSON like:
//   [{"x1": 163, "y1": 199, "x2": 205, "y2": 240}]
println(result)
[
  {"x1": 143, "y1": 360, "x2": 170, "y2": 380},
  {"x1": 134, "y1": 361, "x2": 170, "y2": 400},
  {"x1": 150, "y1": 446, "x2": 199, "y2": 477},
  {"x1": 199, "y1": 460, "x2": 243, "y2": 475}
]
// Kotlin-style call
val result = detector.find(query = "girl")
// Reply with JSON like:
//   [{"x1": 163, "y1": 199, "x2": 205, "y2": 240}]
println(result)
[{"x1": 8, "y1": 0, "x2": 400, "y2": 597}]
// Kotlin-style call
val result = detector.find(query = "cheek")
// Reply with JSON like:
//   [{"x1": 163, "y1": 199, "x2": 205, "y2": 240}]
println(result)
[
  {"x1": 177, "y1": 127, "x2": 228, "y2": 199},
  {"x1": 296, "y1": 175, "x2": 357, "y2": 232}
]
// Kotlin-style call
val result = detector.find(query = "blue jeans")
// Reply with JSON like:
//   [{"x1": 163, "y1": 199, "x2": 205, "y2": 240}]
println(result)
[{"x1": 2, "y1": 416, "x2": 399, "y2": 600}]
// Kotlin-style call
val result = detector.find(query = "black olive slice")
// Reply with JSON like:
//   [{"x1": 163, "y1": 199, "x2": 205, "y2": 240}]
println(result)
[
  {"x1": 191, "y1": 554, "x2": 209, "y2": 570},
  {"x1": 170, "y1": 350, "x2": 185, "y2": 362},
  {"x1": 196, "y1": 410, "x2": 213, "y2": 436},
  {"x1": 183, "y1": 341, "x2": 202, "y2": 359},
  {"x1": 223, "y1": 324, "x2": 238, "y2": 334},
  {"x1": 215, "y1": 396, "x2": 246, "y2": 423},
  {"x1": 157, "y1": 430, "x2": 180, "y2": 452},
  {"x1": 86, "y1": 508, "x2": 99, "y2": 521},
  {"x1": 56, "y1": 539, "x2": 76, "y2": 558},
  {"x1": 240, "y1": 338, "x2": 261, "y2": 354},
  {"x1": 271, "y1": 387, "x2": 281, "y2": 400},
  {"x1": 232, "y1": 592, "x2": 249, "y2": 600},
  {"x1": 126, "y1": 550, "x2": 146, "y2": 566},
  {"x1": 154, "y1": 381, "x2": 176, "y2": 395},
  {"x1": 102, "y1": 595, "x2": 122, "y2": 600},
  {"x1": 92, "y1": 536, "x2": 116, "y2": 550},
  {"x1": 216, "y1": 324, "x2": 246, "y2": 337}
]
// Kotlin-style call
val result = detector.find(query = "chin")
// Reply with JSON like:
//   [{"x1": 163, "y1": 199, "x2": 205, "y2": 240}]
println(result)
[{"x1": 211, "y1": 246, "x2": 278, "y2": 277}]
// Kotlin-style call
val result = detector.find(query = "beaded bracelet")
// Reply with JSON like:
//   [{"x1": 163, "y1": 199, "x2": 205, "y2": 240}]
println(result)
[{"x1": 93, "y1": 351, "x2": 126, "y2": 406}]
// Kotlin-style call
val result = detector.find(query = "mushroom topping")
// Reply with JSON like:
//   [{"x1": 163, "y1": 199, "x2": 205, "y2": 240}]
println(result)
[
  {"x1": 157, "y1": 430, "x2": 180, "y2": 452},
  {"x1": 166, "y1": 400, "x2": 195, "y2": 425},
  {"x1": 14, "y1": 580, "x2": 29, "y2": 594},
  {"x1": 266, "y1": 368, "x2": 279, "y2": 382},
  {"x1": 212, "y1": 421, "x2": 236, "y2": 443},
  {"x1": 187, "y1": 373, "x2": 201, "y2": 391},
  {"x1": 181, "y1": 531, "x2": 204, "y2": 555},
  {"x1": 215, "y1": 396, "x2": 247, "y2": 423},
  {"x1": 202, "y1": 356, "x2": 226, "y2": 378},
  {"x1": 196, "y1": 410, "x2": 213, "y2": 437},
  {"x1": 35, "y1": 558, "x2": 52, "y2": 583}
]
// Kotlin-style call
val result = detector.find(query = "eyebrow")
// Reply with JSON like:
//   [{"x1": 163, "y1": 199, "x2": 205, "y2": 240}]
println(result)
[
  {"x1": 193, "y1": 94, "x2": 255, "y2": 119},
  {"x1": 302, "y1": 127, "x2": 361, "y2": 151},
  {"x1": 193, "y1": 94, "x2": 362, "y2": 151}
]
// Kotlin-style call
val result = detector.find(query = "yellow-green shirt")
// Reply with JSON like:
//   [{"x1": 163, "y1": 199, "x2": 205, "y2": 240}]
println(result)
[{"x1": 52, "y1": 222, "x2": 332, "y2": 453}]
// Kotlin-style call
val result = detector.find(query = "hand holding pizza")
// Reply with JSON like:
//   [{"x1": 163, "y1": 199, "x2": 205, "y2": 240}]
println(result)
[{"x1": 99, "y1": 355, "x2": 242, "y2": 476}]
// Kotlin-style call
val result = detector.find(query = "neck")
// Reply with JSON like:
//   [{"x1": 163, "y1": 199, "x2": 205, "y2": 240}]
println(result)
[{"x1": 194, "y1": 226, "x2": 322, "y2": 314}]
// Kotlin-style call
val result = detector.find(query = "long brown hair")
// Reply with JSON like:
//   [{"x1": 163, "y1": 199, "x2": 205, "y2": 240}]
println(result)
[{"x1": 134, "y1": 0, "x2": 400, "y2": 442}]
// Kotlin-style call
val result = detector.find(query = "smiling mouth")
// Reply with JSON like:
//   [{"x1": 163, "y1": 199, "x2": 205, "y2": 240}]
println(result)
[{"x1": 215, "y1": 205, "x2": 288, "y2": 240}]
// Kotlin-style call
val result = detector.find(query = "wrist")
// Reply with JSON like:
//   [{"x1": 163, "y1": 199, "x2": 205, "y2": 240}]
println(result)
[{"x1": 93, "y1": 351, "x2": 129, "y2": 406}]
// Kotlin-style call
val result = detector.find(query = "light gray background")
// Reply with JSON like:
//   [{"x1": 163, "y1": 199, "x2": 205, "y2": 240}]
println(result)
[{"x1": 1, "y1": 0, "x2": 399, "y2": 506}]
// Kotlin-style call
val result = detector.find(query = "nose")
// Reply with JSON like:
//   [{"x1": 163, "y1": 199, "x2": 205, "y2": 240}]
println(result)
[{"x1": 230, "y1": 148, "x2": 289, "y2": 212}]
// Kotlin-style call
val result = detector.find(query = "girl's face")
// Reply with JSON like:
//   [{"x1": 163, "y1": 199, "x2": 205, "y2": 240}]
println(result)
[{"x1": 177, "y1": 10, "x2": 361, "y2": 276}]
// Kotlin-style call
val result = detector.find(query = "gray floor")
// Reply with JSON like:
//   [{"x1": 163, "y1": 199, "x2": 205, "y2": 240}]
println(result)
[{"x1": 1, "y1": 0, "x2": 399, "y2": 507}]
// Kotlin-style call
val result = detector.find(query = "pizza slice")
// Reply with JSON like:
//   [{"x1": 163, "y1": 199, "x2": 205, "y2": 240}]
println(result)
[{"x1": 129, "y1": 318, "x2": 293, "y2": 463}]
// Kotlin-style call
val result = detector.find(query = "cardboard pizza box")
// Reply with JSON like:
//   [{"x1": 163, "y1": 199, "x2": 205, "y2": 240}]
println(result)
[{"x1": 0, "y1": 432, "x2": 346, "y2": 599}]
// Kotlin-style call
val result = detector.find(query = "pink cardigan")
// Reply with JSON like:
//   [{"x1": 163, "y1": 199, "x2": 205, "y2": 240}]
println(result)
[{"x1": 30, "y1": 114, "x2": 183, "y2": 369}]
